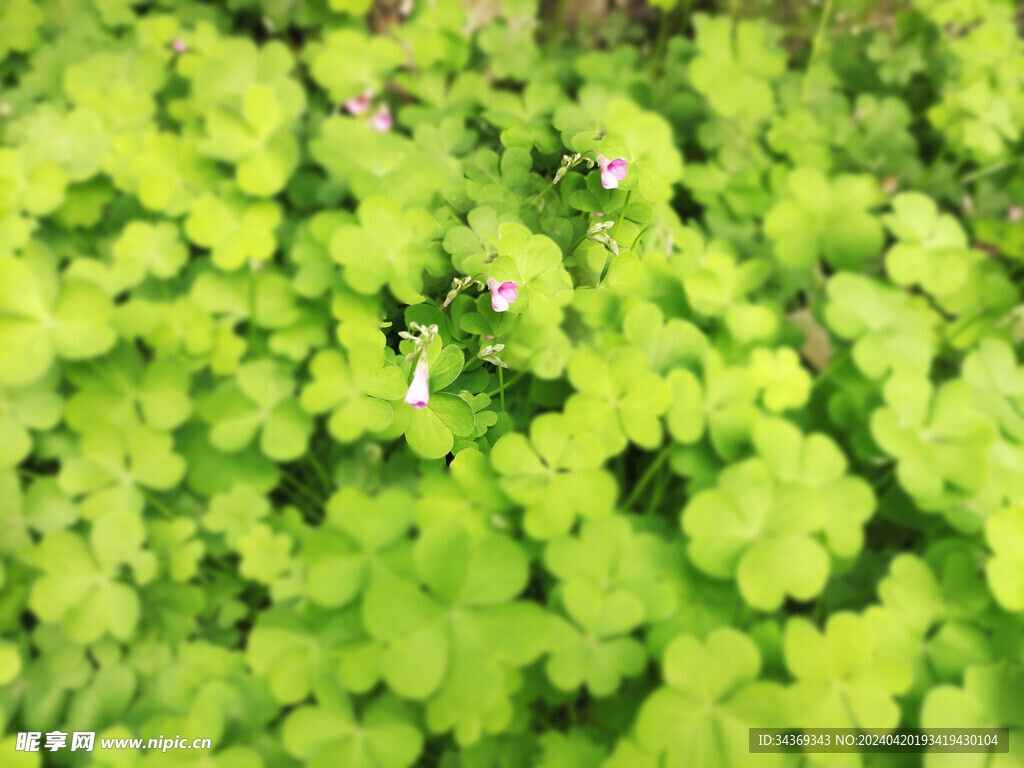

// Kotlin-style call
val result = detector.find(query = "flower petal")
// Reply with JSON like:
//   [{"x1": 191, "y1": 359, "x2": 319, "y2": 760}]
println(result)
[
  {"x1": 497, "y1": 282, "x2": 519, "y2": 303},
  {"x1": 491, "y1": 293, "x2": 510, "y2": 312},
  {"x1": 370, "y1": 106, "x2": 392, "y2": 132},
  {"x1": 345, "y1": 91, "x2": 372, "y2": 115},
  {"x1": 404, "y1": 358, "x2": 431, "y2": 408}
]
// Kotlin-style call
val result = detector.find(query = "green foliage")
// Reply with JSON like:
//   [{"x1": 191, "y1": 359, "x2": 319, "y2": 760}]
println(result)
[
  {"x1": 637, "y1": 628, "x2": 788, "y2": 767},
  {"x1": 764, "y1": 167, "x2": 886, "y2": 270},
  {"x1": 3, "y1": 0, "x2": 1024, "y2": 764}
]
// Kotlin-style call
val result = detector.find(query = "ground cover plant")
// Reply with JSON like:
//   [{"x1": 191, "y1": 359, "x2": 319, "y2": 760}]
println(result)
[{"x1": 1, "y1": 0, "x2": 1023, "y2": 765}]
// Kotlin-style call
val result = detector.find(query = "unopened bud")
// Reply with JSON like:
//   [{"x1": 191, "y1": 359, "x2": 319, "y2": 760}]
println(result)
[{"x1": 478, "y1": 343, "x2": 508, "y2": 368}]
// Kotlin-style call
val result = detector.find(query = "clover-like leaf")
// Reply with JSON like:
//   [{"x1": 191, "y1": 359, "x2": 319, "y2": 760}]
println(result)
[
  {"x1": 571, "y1": 98, "x2": 685, "y2": 204},
  {"x1": 986, "y1": 506, "x2": 1024, "y2": 612},
  {"x1": 752, "y1": 417, "x2": 875, "y2": 558},
  {"x1": 749, "y1": 347, "x2": 811, "y2": 413},
  {"x1": 667, "y1": 349, "x2": 760, "y2": 459},
  {"x1": 637, "y1": 628, "x2": 788, "y2": 768},
  {"x1": 381, "y1": 345, "x2": 474, "y2": 460},
  {"x1": 59, "y1": 424, "x2": 185, "y2": 520},
  {"x1": 300, "y1": 346, "x2": 407, "y2": 443},
  {"x1": 764, "y1": 168, "x2": 885, "y2": 270},
  {"x1": 824, "y1": 273, "x2": 939, "y2": 379},
  {"x1": 330, "y1": 196, "x2": 439, "y2": 304},
  {"x1": 871, "y1": 371, "x2": 996, "y2": 520},
  {"x1": 545, "y1": 515, "x2": 679, "y2": 624},
  {"x1": 303, "y1": 487, "x2": 415, "y2": 608},
  {"x1": 622, "y1": 301, "x2": 707, "y2": 375},
  {"x1": 883, "y1": 193, "x2": 974, "y2": 294},
  {"x1": 688, "y1": 15, "x2": 786, "y2": 120},
  {"x1": 565, "y1": 347, "x2": 670, "y2": 453},
  {"x1": 27, "y1": 530, "x2": 140, "y2": 643},
  {"x1": 0, "y1": 253, "x2": 117, "y2": 387},
  {"x1": 311, "y1": 117, "x2": 454, "y2": 209},
  {"x1": 65, "y1": 343, "x2": 191, "y2": 434},
  {"x1": 0, "y1": 0, "x2": 44, "y2": 60},
  {"x1": 537, "y1": 729, "x2": 607, "y2": 768},
  {"x1": 0, "y1": 370, "x2": 62, "y2": 468},
  {"x1": 111, "y1": 220, "x2": 189, "y2": 288},
  {"x1": 106, "y1": 129, "x2": 219, "y2": 216},
  {"x1": 247, "y1": 608, "x2": 365, "y2": 705},
  {"x1": 64, "y1": 49, "x2": 166, "y2": 130},
  {"x1": 148, "y1": 518, "x2": 205, "y2": 583},
  {"x1": 483, "y1": 223, "x2": 573, "y2": 323},
  {"x1": 920, "y1": 663, "x2": 1024, "y2": 768},
  {"x1": 199, "y1": 84, "x2": 300, "y2": 197},
  {"x1": 283, "y1": 695, "x2": 423, "y2": 768},
  {"x1": 682, "y1": 455, "x2": 831, "y2": 610},
  {"x1": 238, "y1": 523, "x2": 294, "y2": 585},
  {"x1": 541, "y1": 516, "x2": 682, "y2": 695},
  {"x1": 786, "y1": 612, "x2": 912, "y2": 728},
  {"x1": 363, "y1": 521, "x2": 550, "y2": 745},
  {"x1": 202, "y1": 359, "x2": 313, "y2": 462},
  {"x1": 546, "y1": 579, "x2": 647, "y2": 696},
  {"x1": 675, "y1": 235, "x2": 771, "y2": 320},
  {"x1": 185, "y1": 190, "x2": 282, "y2": 271},
  {"x1": 204, "y1": 486, "x2": 271, "y2": 549},
  {"x1": 308, "y1": 29, "x2": 406, "y2": 104},
  {"x1": 491, "y1": 412, "x2": 617, "y2": 539}
]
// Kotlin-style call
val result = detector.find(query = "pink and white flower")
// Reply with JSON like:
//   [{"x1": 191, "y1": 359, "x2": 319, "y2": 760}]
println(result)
[
  {"x1": 172, "y1": 39, "x2": 188, "y2": 54},
  {"x1": 404, "y1": 356, "x2": 430, "y2": 409},
  {"x1": 595, "y1": 153, "x2": 628, "y2": 190},
  {"x1": 486, "y1": 277, "x2": 519, "y2": 312},
  {"x1": 370, "y1": 104, "x2": 393, "y2": 132},
  {"x1": 345, "y1": 89, "x2": 373, "y2": 115}
]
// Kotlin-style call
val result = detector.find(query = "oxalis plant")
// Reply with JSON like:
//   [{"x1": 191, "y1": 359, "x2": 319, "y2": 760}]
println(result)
[{"x1": 1, "y1": 0, "x2": 1023, "y2": 766}]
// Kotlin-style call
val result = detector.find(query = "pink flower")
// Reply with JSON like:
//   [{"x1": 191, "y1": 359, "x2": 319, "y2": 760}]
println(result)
[
  {"x1": 172, "y1": 39, "x2": 187, "y2": 54},
  {"x1": 370, "y1": 105, "x2": 392, "y2": 132},
  {"x1": 594, "y1": 212, "x2": 604, "y2": 217},
  {"x1": 404, "y1": 356, "x2": 430, "y2": 409},
  {"x1": 345, "y1": 89, "x2": 373, "y2": 115},
  {"x1": 595, "y1": 153, "x2": 628, "y2": 190},
  {"x1": 486, "y1": 277, "x2": 519, "y2": 312}
]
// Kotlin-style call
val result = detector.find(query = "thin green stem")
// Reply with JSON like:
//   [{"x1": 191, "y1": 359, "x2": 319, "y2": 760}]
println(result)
[
  {"x1": 645, "y1": 462, "x2": 670, "y2": 516},
  {"x1": 945, "y1": 308, "x2": 990, "y2": 347},
  {"x1": 623, "y1": 445, "x2": 672, "y2": 510},
  {"x1": 802, "y1": 0, "x2": 835, "y2": 103},
  {"x1": 307, "y1": 451, "x2": 332, "y2": 495},
  {"x1": 280, "y1": 470, "x2": 325, "y2": 507},
  {"x1": 679, "y1": 0, "x2": 694, "y2": 34},
  {"x1": 143, "y1": 490, "x2": 176, "y2": 519},
  {"x1": 812, "y1": 588, "x2": 830, "y2": 624},
  {"x1": 611, "y1": 190, "x2": 632, "y2": 244},
  {"x1": 527, "y1": 182, "x2": 556, "y2": 211},
  {"x1": 546, "y1": 0, "x2": 569, "y2": 57},
  {"x1": 566, "y1": 230, "x2": 588, "y2": 256},
  {"x1": 650, "y1": 9, "x2": 670, "y2": 81},
  {"x1": 248, "y1": 272, "x2": 258, "y2": 356},
  {"x1": 88, "y1": 360, "x2": 121, "y2": 392},
  {"x1": 958, "y1": 157, "x2": 1022, "y2": 184},
  {"x1": 487, "y1": 370, "x2": 523, "y2": 399},
  {"x1": 810, "y1": 346, "x2": 852, "y2": 391},
  {"x1": 498, "y1": 365, "x2": 506, "y2": 411}
]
